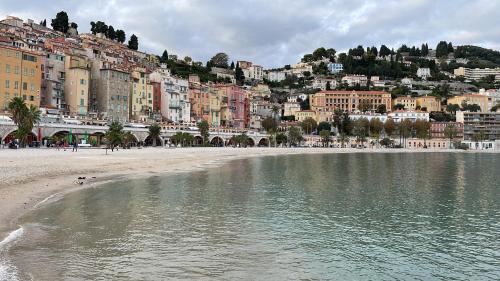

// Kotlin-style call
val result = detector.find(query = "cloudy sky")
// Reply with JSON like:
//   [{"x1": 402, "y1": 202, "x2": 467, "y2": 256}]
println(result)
[{"x1": 1, "y1": 0, "x2": 499, "y2": 68}]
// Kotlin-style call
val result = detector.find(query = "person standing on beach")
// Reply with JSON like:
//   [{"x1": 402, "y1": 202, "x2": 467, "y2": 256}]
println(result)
[{"x1": 72, "y1": 141, "x2": 78, "y2": 152}]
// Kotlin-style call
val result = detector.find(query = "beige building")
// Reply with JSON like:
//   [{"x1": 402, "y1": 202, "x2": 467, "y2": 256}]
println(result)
[
  {"x1": 0, "y1": 46, "x2": 42, "y2": 111},
  {"x1": 130, "y1": 68, "x2": 153, "y2": 121},
  {"x1": 447, "y1": 95, "x2": 489, "y2": 112},
  {"x1": 296, "y1": 110, "x2": 316, "y2": 122},
  {"x1": 393, "y1": 96, "x2": 416, "y2": 110},
  {"x1": 283, "y1": 102, "x2": 301, "y2": 117},
  {"x1": 416, "y1": 96, "x2": 441, "y2": 112},
  {"x1": 64, "y1": 55, "x2": 91, "y2": 116}
]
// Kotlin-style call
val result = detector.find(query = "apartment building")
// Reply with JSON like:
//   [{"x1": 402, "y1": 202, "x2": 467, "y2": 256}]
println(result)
[
  {"x1": 41, "y1": 53, "x2": 66, "y2": 111},
  {"x1": 393, "y1": 96, "x2": 416, "y2": 110},
  {"x1": 447, "y1": 94, "x2": 489, "y2": 112},
  {"x1": 388, "y1": 110, "x2": 430, "y2": 122},
  {"x1": 456, "y1": 111, "x2": 500, "y2": 141},
  {"x1": 311, "y1": 90, "x2": 392, "y2": 113},
  {"x1": 64, "y1": 55, "x2": 90, "y2": 116},
  {"x1": 0, "y1": 45, "x2": 42, "y2": 111},
  {"x1": 96, "y1": 68, "x2": 130, "y2": 122},
  {"x1": 454, "y1": 67, "x2": 500, "y2": 81},
  {"x1": 130, "y1": 68, "x2": 153, "y2": 122}
]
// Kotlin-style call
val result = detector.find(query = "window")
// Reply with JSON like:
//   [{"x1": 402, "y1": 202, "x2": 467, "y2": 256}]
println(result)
[
  {"x1": 80, "y1": 79, "x2": 86, "y2": 85},
  {"x1": 13, "y1": 81, "x2": 18, "y2": 90},
  {"x1": 6, "y1": 64, "x2": 10, "y2": 73},
  {"x1": 5, "y1": 80, "x2": 9, "y2": 89},
  {"x1": 23, "y1": 68, "x2": 28, "y2": 76},
  {"x1": 23, "y1": 82, "x2": 27, "y2": 90},
  {"x1": 80, "y1": 99, "x2": 84, "y2": 106},
  {"x1": 14, "y1": 66, "x2": 19, "y2": 74},
  {"x1": 81, "y1": 90, "x2": 84, "y2": 96},
  {"x1": 22, "y1": 54, "x2": 37, "y2": 62},
  {"x1": 31, "y1": 69, "x2": 35, "y2": 77},
  {"x1": 30, "y1": 83, "x2": 35, "y2": 91}
]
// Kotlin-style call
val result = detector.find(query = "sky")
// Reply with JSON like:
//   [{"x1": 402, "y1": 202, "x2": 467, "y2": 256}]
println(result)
[{"x1": 1, "y1": 0, "x2": 499, "y2": 68}]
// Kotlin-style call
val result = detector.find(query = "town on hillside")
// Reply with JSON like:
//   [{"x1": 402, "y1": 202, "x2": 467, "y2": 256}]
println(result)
[{"x1": 0, "y1": 12, "x2": 499, "y2": 150}]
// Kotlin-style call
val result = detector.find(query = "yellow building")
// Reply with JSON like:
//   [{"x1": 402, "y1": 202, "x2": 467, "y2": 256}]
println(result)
[
  {"x1": 130, "y1": 68, "x2": 153, "y2": 121},
  {"x1": 416, "y1": 96, "x2": 441, "y2": 112},
  {"x1": 393, "y1": 96, "x2": 416, "y2": 110},
  {"x1": 447, "y1": 95, "x2": 489, "y2": 112},
  {"x1": 296, "y1": 110, "x2": 316, "y2": 122},
  {"x1": 0, "y1": 46, "x2": 42, "y2": 111},
  {"x1": 64, "y1": 55, "x2": 90, "y2": 116}
]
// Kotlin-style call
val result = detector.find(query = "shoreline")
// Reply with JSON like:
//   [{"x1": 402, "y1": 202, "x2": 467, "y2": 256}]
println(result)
[{"x1": 1, "y1": 147, "x2": 498, "y2": 241}]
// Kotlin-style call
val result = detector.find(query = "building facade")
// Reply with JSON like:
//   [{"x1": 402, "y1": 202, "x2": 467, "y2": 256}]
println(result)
[
  {"x1": 311, "y1": 90, "x2": 392, "y2": 113},
  {"x1": 64, "y1": 55, "x2": 90, "y2": 116},
  {"x1": 456, "y1": 111, "x2": 500, "y2": 141},
  {"x1": 96, "y1": 69, "x2": 130, "y2": 122}
]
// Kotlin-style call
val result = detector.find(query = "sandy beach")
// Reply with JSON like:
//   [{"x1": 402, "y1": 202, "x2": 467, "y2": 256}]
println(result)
[{"x1": 0, "y1": 146, "x2": 498, "y2": 240}]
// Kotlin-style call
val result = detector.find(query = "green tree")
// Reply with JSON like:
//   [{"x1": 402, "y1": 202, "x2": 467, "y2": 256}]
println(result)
[
  {"x1": 414, "y1": 119, "x2": 431, "y2": 147},
  {"x1": 398, "y1": 119, "x2": 413, "y2": 148},
  {"x1": 384, "y1": 119, "x2": 396, "y2": 138},
  {"x1": 353, "y1": 118, "x2": 369, "y2": 147},
  {"x1": 394, "y1": 103, "x2": 405, "y2": 110},
  {"x1": 105, "y1": 121, "x2": 124, "y2": 151},
  {"x1": 288, "y1": 126, "x2": 303, "y2": 146},
  {"x1": 148, "y1": 123, "x2": 161, "y2": 147},
  {"x1": 446, "y1": 104, "x2": 460, "y2": 114},
  {"x1": 116, "y1": 29, "x2": 126, "y2": 43},
  {"x1": 320, "y1": 130, "x2": 332, "y2": 147},
  {"x1": 262, "y1": 117, "x2": 277, "y2": 133},
  {"x1": 209, "y1": 53, "x2": 229, "y2": 68},
  {"x1": 436, "y1": 41, "x2": 449, "y2": 58},
  {"x1": 300, "y1": 117, "x2": 317, "y2": 135},
  {"x1": 197, "y1": 120, "x2": 210, "y2": 145},
  {"x1": 276, "y1": 133, "x2": 288, "y2": 146},
  {"x1": 235, "y1": 62, "x2": 245, "y2": 85},
  {"x1": 369, "y1": 118, "x2": 384, "y2": 145},
  {"x1": 337, "y1": 133, "x2": 350, "y2": 148},
  {"x1": 8, "y1": 97, "x2": 25, "y2": 126},
  {"x1": 51, "y1": 11, "x2": 69, "y2": 33},
  {"x1": 443, "y1": 124, "x2": 458, "y2": 148},
  {"x1": 107, "y1": 25, "x2": 116, "y2": 40},
  {"x1": 376, "y1": 104, "x2": 387, "y2": 114},
  {"x1": 128, "y1": 34, "x2": 139, "y2": 50},
  {"x1": 8, "y1": 98, "x2": 41, "y2": 147},
  {"x1": 160, "y1": 50, "x2": 169, "y2": 63},
  {"x1": 230, "y1": 61, "x2": 235, "y2": 70},
  {"x1": 317, "y1": 121, "x2": 331, "y2": 133}
]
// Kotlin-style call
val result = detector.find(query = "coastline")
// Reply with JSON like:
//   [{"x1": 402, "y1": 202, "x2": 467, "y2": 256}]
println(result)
[{"x1": 1, "y1": 147, "x2": 498, "y2": 241}]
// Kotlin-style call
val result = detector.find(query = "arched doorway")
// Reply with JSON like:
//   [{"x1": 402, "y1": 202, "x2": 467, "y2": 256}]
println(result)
[
  {"x1": 210, "y1": 136, "x2": 224, "y2": 147},
  {"x1": 246, "y1": 138, "x2": 256, "y2": 147},
  {"x1": 4, "y1": 130, "x2": 38, "y2": 147},
  {"x1": 258, "y1": 138, "x2": 269, "y2": 147},
  {"x1": 193, "y1": 136, "x2": 204, "y2": 146},
  {"x1": 144, "y1": 135, "x2": 162, "y2": 147},
  {"x1": 88, "y1": 132, "x2": 106, "y2": 146}
]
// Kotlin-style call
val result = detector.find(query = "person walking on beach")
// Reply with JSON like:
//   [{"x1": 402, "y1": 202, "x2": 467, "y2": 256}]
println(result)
[{"x1": 72, "y1": 141, "x2": 78, "y2": 152}]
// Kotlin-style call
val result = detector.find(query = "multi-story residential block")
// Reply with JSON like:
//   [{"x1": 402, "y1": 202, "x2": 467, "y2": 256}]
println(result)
[
  {"x1": 162, "y1": 76, "x2": 189, "y2": 123},
  {"x1": 447, "y1": 94, "x2": 489, "y2": 112},
  {"x1": 393, "y1": 96, "x2": 416, "y2": 110},
  {"x1": 41, "y1": 53, "x2": 66, "y2": 111},
  {"x1": 291, "y1": 62, "x2": 313, "y2": 77},
  {"x1": 95, "y1": 68, "x2": 130, "y2": 123},
  {"x1": 151, "y1": 82, "x2": 161, "y2": 114},
  {"x1": 238, "y1": 61, "x2": 263, "y2": 81},
  {"x1": 327, "y1": 63, "x2": 343, "y2": 74},
  {"x1": 311, "y1": 77, "x2": 337, "y2": 91},
  {"x1": 311, "y1": 90, "x2": 392, "y2": 113},
  {"x1": 416, "y1": 95, "x2": 441, "y2": 112},
  {"x1": 64, "y1": 55, "x2": 90, "y2": 116},
  {"x1": 218, "y1": 84, "x2": 247, "y2": 128},
  {"x1": 296, "y1": 110, "x2": 316, "y2": 122},
  {"x1": 456, "y1": 111, "x2": 500, "y2": 141},
  {"x1": 341, "y1": 75, "x2": 368, "y2": 86},
  {"x1": 189, "y1": 80, "x2": 210, "y2": 123},
  {"x1": 388, "y1": 110, "x2": 430, "y2": 122},
  {"x1": 417, "y1": 68, "x2": 431, "y2": 80},
  {"x1": 130, "y1": 68, "x2": 153, "y2": 122},
  {"x1": 266, "y1": 70, "x2": 286, "y2": 82},
  {"x1": 283, "y1": 101, "x2": 301, "y2": 117},
  {"x1": 430, "y1": 122, "x2": 463, "y2": 139},
  {"x1": 478, "y1": 89, "x2": 500, "y2": 111},
  {"x1": 0, "y1": 45, "x2": 42, "y2": 111},
  {"x1": 454, "y1": 67, "x2": 500, "y2": 82}
]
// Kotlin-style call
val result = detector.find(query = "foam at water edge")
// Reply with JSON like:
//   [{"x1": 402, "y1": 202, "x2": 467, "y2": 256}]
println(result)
[{"x1": 0, "y1": 227, "x2": 24, "y2": 281}]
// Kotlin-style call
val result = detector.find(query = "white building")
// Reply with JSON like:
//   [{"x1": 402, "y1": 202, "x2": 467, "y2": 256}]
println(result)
[
  {"x1": 388, "y1": 110, "x2": 430, "y2": 122},
  {"x1": 401, "y1": 78, "x2": 413, "y2": 89},
  {"x1": 341, "y1": 75, "x2": 368, "y2": 86},
  {"x1": 328, "y1": 63, "x2": 343, "y2": 74},
  {"x1": 291, "y1": 62, "x2": 313, "y2": 77},
  {"x1": 239, "y1": 61, "x2": 263, "y2": 81},
  {"x1": 478, "y1": 88, "x2": 500, "y2": 110},
  {"x1": 417, "y1": 68, "x2": 432, "y2": 80},
  {"x1": 311, "y1": 77, "x2": 337, "y2": 90},
  {"x1": 454, "y1": 67, "x2": 500, "y2": 82},
  {"x1": 266, "y1": 70, "x2": 287, "y2": 82},
  {"x1": 349, "y1": 113, "x2": 388, "y2": 123},
  {"x1": 283, "y1": 102, "x2": 301, "y2": 117}
]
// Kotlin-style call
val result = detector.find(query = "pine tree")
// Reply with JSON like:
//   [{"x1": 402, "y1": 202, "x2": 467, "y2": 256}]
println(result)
[
  {"x1": 107, "y1": 25, "x2": 116, "y2": 40},
  {"x1": 116, "y1": 30, "x2": 126, "y2": 43},
  {"x1": 230, "y1": 61, "x2": 235, "y2": 70},
  {"x1": 51, "y1": 11, "x2": 69, "y2": 33},
  {"x1": 128, "y1": 34, "x2": 138, "y2": 50},
  {"x1": 161, "y1": 50, "x2": 169, "y2": 63}
]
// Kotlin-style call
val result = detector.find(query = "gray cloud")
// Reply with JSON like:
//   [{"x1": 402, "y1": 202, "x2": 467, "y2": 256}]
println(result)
[{"x1": 1, "y1": 0, "x2": 499, "y2": 68}]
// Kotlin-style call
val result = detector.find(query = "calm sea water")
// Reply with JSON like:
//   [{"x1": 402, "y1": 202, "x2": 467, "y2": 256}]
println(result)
[{"x1": 2, "y1": 153, "x2": 500, "y2": 280}]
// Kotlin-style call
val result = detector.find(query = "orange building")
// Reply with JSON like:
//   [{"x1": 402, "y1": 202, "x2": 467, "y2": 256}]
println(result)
[
  {"x1": 189, "y1": 81, "x2": 211, "y2": 122},
  {"x1": 0, "y1": 45, "x2": 42, "y2": 111},
  {"x1": 311, "y1": 90, "x2": 392, "y2": 112}
]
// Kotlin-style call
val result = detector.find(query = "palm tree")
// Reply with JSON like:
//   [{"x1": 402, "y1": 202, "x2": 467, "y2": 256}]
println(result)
[
  {"x1": 8, "y1": 97, "x2": 25, "y2": 125},
  {"x1": 148, "y1": 123, "x2": 161, "y2": 147},
  {"x1": 123, "y1": 131, "x2": 135, "y2": 148},
  {"x1": 105, "y1": 121, "x2": 124, "y2": 151},
  {"x1": 337, "y1": 133, "x2": 349, "y2": 148}
]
